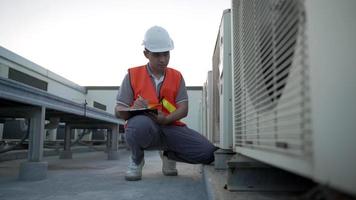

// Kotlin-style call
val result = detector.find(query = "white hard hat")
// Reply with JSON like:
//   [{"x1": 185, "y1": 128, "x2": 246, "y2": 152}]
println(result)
[{"x1": 142, "y1": 26, "x2": 174, "y2": 52}]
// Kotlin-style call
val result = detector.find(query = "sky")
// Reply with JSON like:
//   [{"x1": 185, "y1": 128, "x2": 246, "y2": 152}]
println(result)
[{"x1": 0, "y1": 0, "x2": 230, "y2": 86}]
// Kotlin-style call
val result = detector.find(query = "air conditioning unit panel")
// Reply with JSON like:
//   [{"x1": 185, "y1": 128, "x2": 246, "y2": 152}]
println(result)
[
  {"x1": 232, "y1": 0, "x2": 356, "y2": 196},
  {"x1": 212, "y1": 9, "x2": 233, "y2": 149},
  {"x1": 306, "y1": 0, "x2": 356, "y2": 195},
  {"x1": 201, "y1": 83, "x2": 208, "y2": 138},
  {"x1": 206, "y1": 71, "x2": 214, "y2": 142}
]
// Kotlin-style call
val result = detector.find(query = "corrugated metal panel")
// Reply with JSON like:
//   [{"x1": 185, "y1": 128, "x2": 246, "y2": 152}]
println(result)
[{"x1": 232, "y1": 0, "x2": 312, "y2": 158}]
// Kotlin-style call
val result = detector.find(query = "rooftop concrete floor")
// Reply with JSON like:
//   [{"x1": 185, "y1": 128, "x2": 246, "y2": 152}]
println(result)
[
  {"x1": 0, "y1": 148, "x2": 323, "y2": 200},
  {"x1": 0, "y1": 150, "x2": 207, "y2": 200}
]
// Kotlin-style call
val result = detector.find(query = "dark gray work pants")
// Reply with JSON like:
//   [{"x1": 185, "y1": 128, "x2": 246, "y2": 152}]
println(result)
[{"x1": 125, "y1": 115, "x2": 217, "y2": 165}]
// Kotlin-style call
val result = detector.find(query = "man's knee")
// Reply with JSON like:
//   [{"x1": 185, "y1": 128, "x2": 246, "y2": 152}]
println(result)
[
  {"x1": 126, "y1": 115, "x2": 154, "y2": 137},
  {"x1": 125, "y1": 115, "x2": 157, "y2": 147},
  {"x1": 127, "y1": 115, "x2": 153, "y2": 130}
]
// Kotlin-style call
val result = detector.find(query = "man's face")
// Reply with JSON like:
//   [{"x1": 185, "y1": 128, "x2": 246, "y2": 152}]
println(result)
[{"x1": 144, "y1": 50, "x2": 170, "y2": 72}]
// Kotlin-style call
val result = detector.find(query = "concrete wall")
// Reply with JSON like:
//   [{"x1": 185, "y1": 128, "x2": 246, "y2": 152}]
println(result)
[{"x1": 86, "y1": 87, "x2": 119, "y2": 115}]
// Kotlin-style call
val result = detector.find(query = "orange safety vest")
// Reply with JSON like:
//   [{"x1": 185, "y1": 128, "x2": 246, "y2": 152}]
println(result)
[{"x1": 128, "y1": 65, "x2": 186, "y2": 126}]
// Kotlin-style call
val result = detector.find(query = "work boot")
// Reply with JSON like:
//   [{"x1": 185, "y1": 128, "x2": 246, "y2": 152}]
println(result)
[
  {"x1": 160, "y1": 151, "x2": 178, "y2": 176},
  {"x1": 125, "y1": 158, "x2": 145, "y2": 181}
]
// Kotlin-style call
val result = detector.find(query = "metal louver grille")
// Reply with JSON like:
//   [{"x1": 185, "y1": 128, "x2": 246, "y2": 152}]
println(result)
[
  {"x1": 232, "y1": 0, "x2": 312, "y2": 158},
  {"x1": 232, "y1": 0, "x2": 243, "y2": 145}
]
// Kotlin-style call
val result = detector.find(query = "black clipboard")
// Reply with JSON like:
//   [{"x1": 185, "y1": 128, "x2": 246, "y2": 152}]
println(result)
[{"x1": 118, "y1": 107, "x2": 158, "y2": 117}]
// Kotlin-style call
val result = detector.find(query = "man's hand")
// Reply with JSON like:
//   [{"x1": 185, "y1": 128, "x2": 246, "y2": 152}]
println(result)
[
  {"x1": 132, "y1": 95, "x2": 148, "y2": 108},
  {"x1": 155, "y1": 110, "x2": 169, "y2": 125},
  {"x1": 115, "y1": 104, "x2": 130, "y2": 120},
  {"x1": 145, "y1": 110, "x2": 168, "y2": 125},
  {"x1": 146, "y1": 101, "x2": 188, "y2": 125}
]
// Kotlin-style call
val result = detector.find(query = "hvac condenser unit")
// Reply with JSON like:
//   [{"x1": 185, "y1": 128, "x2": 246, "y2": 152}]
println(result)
[
  {"x1": 212, "y1": 46, "x2": 220, "y2": 147},
  {"x1": 231, "y1": 0, "x2": 356, "y2": 196},
  {"x1": 213, "y1": 9, "x2": 233, "y2": 149},
  {"x1": 206, "y1": 71, "x2": 214, "y2": 142},
  {"x1": 201, "y1": 83, "x2": 208, "y2": 138}
]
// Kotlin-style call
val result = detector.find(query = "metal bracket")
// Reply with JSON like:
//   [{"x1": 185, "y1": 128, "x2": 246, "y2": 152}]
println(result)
[{"x1": 214, "y1": 148, "x2": 235, "y2": 170}]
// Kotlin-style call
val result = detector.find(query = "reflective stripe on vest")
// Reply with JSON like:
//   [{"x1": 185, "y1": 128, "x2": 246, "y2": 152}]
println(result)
[{"x1": 161, "y1": 98, "x2": 176, "y2": 113}]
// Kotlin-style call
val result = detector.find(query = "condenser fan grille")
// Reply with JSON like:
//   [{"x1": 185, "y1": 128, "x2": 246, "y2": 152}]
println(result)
[
  {"x1": 243, "y1": 0, "x2": 300, "y2": 112},
  {"x1": 232, "y1": 0, "x2": 312, "y2": 157}
]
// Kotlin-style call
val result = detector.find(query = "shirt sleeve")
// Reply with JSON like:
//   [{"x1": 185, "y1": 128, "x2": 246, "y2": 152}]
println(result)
[
  {"x1": 116, "y1": 73, "x2": 134, "y2": 107},
  {"x1": 176, "y1": 76, "x2": 188, "y2": 104}
]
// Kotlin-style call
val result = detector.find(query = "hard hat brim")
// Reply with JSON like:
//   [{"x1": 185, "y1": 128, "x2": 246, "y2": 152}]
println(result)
[{"x1": 145, "y1": 46, "x2": 174, "y2": 53}]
